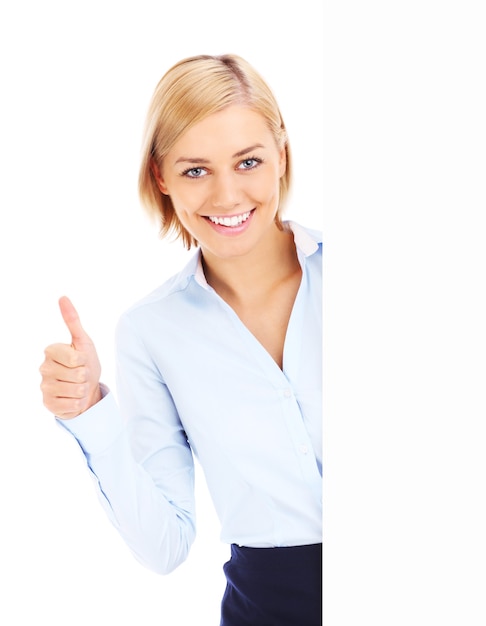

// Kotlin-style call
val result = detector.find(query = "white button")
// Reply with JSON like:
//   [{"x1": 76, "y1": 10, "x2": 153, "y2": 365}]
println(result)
[
  {"x1": 299, "y1": 444, "x2": 309, "y2": 455},
  {"x1": 283, "y1": 389, "x2": 292, "y2": 398}
]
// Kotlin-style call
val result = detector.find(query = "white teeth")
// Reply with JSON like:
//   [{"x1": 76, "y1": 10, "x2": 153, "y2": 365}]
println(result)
[{"x1": 208, "y1": 211, "x2": 252, "y2": 227}]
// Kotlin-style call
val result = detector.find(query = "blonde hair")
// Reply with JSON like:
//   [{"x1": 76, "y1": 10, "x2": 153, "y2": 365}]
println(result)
[{"x1": 138, "y1": 54, "x2": 292, "y2": 249}]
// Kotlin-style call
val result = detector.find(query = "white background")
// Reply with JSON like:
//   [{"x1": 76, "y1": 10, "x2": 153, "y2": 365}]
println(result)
[{"x1": 0, "y1": 1, "x2": 485, "y2": 624}]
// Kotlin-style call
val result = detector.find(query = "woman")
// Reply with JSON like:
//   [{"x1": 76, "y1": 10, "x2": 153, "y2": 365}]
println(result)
[{"x1": 40, "y1": 54, "x2": 322, "y2": 625}]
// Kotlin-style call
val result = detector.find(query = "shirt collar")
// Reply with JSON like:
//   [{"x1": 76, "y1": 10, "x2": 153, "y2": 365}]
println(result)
[
  {"x1": 178, "y1": 221, "x2": 322, "y2": 290},
  {"x1": 284, "y1": 220, "x2": 321, "y2": 257}
]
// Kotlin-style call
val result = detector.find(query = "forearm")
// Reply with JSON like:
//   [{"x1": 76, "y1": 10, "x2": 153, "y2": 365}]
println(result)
[{"x1": 57, "y1": 391, "x2": 196, "y2": 575}]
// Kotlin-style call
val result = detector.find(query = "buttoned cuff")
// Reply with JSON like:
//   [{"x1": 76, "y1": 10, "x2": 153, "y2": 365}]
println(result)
[{"x1": 56, "y1": 384, "x2": 124, "y2": 456}]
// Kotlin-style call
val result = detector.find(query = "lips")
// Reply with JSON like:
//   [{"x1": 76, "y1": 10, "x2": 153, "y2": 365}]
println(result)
[{"x1": 206, "y1": 210, "x2": 253, "y2": 228}]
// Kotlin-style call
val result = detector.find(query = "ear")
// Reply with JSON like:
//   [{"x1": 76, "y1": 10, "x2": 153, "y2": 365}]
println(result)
[
  {"x1": 278, "y1": 146, "x2": 287, "y2": 178},
  {"x1": 150, "y1": 158, "x2": 168, "y2": 195}
]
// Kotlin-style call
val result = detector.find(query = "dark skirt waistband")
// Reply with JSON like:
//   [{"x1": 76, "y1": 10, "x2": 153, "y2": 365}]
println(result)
[
  {"x1": 220, "y1": 543, "x2": 322, "y2": 626},
  {"x1": 230, "y1": 542, "x2": 322, "y2": 570}
]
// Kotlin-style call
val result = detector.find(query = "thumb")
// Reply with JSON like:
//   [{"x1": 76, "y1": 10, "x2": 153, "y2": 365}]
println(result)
[{"x1": 58, "y1": 296, "x2": 92, "y2": 350}]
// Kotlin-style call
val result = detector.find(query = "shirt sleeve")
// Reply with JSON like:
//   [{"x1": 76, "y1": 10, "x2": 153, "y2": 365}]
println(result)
[{"x1": 57, "y1": 313, "x2": 196, "y2": 575}]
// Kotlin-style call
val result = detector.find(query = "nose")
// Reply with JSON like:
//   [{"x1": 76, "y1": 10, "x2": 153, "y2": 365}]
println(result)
[{"x1": 211, "y1": 172, "x2": 241, "y2": 210}]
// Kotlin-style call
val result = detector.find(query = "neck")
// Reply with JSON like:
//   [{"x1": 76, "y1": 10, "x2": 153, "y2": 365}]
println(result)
[{"x1": 201, "y1": 224, "x2": 300, "y2": 303}]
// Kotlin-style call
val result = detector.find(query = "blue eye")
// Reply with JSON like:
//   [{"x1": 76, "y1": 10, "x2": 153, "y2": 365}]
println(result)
[
  {"x1": 238, "y1": 157, "x2": 262, "y2": 170},
  {"x1": 183, "y1": 167, "x2": 207, "y2": 178}
]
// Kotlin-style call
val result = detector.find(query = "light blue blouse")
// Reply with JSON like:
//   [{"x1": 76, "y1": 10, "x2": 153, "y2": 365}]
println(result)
[{"x1": 59, "y1": 221, "x2": 322, "y2": 574}]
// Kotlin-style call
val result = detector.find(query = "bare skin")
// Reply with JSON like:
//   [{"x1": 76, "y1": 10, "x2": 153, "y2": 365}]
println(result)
[
  {"x1": 40, "y1": 228, "x2": 299, "y2": 420},
  {"x1": 155, "y1": 105, "x2": 301, "y2": 369},
  {"x1": 39, "y1": 296, "x2": 101, "y2": 420},
  {"x1": 40, "y1": 105, "x2": 299, "y2": 417},
  {"x1": 202, "y1": 225, "x2": 301, "y2": 369}
]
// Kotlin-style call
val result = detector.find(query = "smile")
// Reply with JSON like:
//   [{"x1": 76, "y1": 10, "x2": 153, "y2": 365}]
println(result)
[{"x1": 207, "y1": 210, "x2": 253, "y2": 227}]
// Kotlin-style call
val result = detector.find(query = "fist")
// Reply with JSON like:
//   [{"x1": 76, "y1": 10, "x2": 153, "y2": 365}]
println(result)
[{"x1": 40, "y1": 296, "x2": 102, "y2": 419}]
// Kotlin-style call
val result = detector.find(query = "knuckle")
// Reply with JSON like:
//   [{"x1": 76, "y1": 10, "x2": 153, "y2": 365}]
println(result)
[
  {"x1": 43, "y1": 344, "x2": 55, "y2": 357},
  {"x1": 44, "y1": 343, "x2": 63, "y2": 358},
  {"x1": 75, "y1": 366, "x2": 88, "y2": 383},
  {"x1": 40, "y1": 379, "x2": 54, "y2": 395},
  {"x1": 73, "y1": 354, "x2": 85, "y2": 368},
  {"x1": 67, "y1": 354, "x2": 79, "y2": 368},
  {"x1": 39, "y1": 358, "x2": 52, "y2": 374},
  {"x1": 42, "y1": 397, "x2": 55, "y2": 412}
]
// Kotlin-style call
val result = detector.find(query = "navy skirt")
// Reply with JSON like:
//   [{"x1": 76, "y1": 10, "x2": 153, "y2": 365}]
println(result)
[{"x1": 220, "y1": 543, "x2": 322, "y2": 626}]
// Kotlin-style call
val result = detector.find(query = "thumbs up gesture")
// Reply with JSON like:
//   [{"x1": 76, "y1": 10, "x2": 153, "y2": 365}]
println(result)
[{"x1": 40, "y1": 297, "x2": 102, "y2": 419}]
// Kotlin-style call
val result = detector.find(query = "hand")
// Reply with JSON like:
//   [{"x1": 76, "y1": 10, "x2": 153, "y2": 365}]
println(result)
[{"x1": 40, "y1": 296, "x2": 102, "y2": 419}]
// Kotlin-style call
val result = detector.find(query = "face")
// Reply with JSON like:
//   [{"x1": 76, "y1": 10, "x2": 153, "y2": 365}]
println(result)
[{"x1": 153, "y1": 106, "x2": 286, "y2": 261}]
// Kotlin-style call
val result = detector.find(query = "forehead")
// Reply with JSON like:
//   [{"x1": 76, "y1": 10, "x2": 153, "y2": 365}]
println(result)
[{"x1": 168, "y1": 106, "x2": 274, "y2": 158}]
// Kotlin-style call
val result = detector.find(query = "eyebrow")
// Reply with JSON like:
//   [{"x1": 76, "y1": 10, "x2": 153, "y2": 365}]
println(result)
[
  {"x1": 174, "y1": 144, "x2": 265, "y2": 165},
  {"x1": 232, "y1": 143, "x2": 265, "y2": 158}
]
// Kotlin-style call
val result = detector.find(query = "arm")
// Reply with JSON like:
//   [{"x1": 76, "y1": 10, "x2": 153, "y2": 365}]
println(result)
[{"x1": 40, "y1": 298, "x2": 196, "y2": 574}]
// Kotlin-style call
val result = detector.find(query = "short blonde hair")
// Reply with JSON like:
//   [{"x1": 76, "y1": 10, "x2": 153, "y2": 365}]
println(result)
[{"x1": 138, "y1": 54, "x2": 292, "y2": 249}]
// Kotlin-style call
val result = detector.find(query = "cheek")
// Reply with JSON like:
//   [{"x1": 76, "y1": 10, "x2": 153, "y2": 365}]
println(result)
[
  {"x1": 169, "y1": 186, "x2": 205, "y2": 215},
  {"x1": 246, "y1": 170, "x2": 280, "y2": 199},
  {"x1": 257, "y1": 171, "x2": 281, "y2": 203}
]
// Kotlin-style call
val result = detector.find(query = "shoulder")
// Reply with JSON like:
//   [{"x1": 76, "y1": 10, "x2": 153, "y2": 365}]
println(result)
[
  {"x1": 285, "y1": 221, "x2": 322, "y2": 250},
  {"x1": 285, "y1": 221, "x2": 322, "y2": 267},
  {"x1": 118, "y1": 250, "x2": 202, "y2": 328}
]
